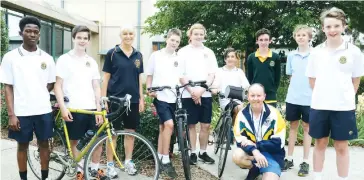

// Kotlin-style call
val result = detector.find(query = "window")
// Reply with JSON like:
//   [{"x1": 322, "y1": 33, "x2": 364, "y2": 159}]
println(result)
[
  {"x1": 55, "y1": 25, "x2": 63, "y2": 59},
  {"x1": 8, "y1": 14, "x2": 22, "y2": 38},
  {"x1": 39, "y1": 23, "x2": 52, "y2": 54},
  {"x1": 63, "y1": 28, "x2": 72, "y2": 53},
  {"x1": 152, "y1": 42, "x2": 165, "y2": 51}
]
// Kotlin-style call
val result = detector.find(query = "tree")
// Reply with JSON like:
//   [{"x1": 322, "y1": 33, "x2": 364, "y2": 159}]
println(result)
[{"x1": 144, "y1": 1, "x2": 364, "y2": 65}]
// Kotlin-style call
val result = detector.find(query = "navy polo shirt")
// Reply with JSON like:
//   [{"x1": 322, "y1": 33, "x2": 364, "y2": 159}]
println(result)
[{"x1": 102, "y1": 45, "x2": 144, "y2": 103}]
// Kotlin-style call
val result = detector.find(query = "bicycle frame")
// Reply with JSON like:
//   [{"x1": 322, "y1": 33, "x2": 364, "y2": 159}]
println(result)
[{"x1": 54, "y1": 108, "x2": 124, "y2": 169}]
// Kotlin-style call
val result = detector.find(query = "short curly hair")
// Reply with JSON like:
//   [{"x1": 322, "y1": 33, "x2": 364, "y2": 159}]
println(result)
[{"x1": 19, "y1": 16, "x2": 41, "y2": 32}]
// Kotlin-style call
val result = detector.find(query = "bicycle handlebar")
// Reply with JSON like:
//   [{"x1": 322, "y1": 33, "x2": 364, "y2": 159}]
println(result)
[
  {"x1": 102, "y1": 94, "x2": 132, "y2": 119},
  {"x1": 147, "y1": 80, "x2": 208, "y2": 93}
]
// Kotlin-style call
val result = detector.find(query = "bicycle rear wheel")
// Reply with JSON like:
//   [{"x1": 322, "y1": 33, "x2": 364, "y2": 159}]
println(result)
[
  {"x1": 177, "y1": 117, "x2": 191, "y2": 180},
  {"x1": 28, "y1": 129, "x2": 67, "y2": 180},
  {"x1": 83, "y1": 130, "x2": 160, "y2": 180},
  {"x1": 214, "y1": 115, "x2": 224, "y2": 154},
  {"x1": 218, "y1": 116, "x2": 232, "y2": 178}
]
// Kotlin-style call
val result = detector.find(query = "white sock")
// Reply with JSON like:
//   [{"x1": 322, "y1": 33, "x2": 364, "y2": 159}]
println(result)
[
  {"x1": 200, "y1": 149, "x2": 206, "y2": 154},
  {"x1": 339, "y1": 177, "x2": 348, "y2": 180},
  {"x1": 107, "y1": 161, "x2": 114, "y2": 167},
  {"x1": 158, "y1": 153, "x2": 163, "y2": 160},
  {"x1": 286, "y1": 156, "x2": 293, "y2": 161},
  {"x1": 192, "y1": 150, "x2": 197, "y2": 154},
  {"x1": 77, "y1": 159, "x2": 84, "y2": 173},
  {"x1": 162, "y1": 155, "x2": 170, "y2": 164},
  {"x1": 302, "y1": 159, "x2": 309, "y2": 163},
  {"x1": 90, "y1": 162, "x2": 99, "y2": 171},
  {"x1": 125, "y1": 159, "x2": 131, "y2": 164},
  {"x1": 314, "y1": 172, "x2": 322, "y2": 180}
]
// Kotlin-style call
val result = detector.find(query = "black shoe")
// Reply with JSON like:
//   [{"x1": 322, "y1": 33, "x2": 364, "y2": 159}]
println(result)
[
  {"x1": 190, "y1": 153, "x2": 197, "y2": 165},
  {"x1": 198, "y1": 152, "x2": 215, "y2": 164},
  {"x1": 298, "y1": 162, "x2": 309, "y2": 177},
  {"x1": 245, "y1": 166, "x2": 260, "y2": 180},
  {"x1": 161, "y1": 162, "x2": 178, "y2": 179},
  {"x1": 282, "y1": 159, "x2": 294, "y2": 171}
]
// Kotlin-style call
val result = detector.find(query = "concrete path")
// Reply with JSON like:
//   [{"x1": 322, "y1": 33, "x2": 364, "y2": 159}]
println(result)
[
  {"x1": 194, "y1": 140, "x2": 364, "y2": 180},
  {"x1": 1, "y1": 139, "x2": 153, "y2": 180}
]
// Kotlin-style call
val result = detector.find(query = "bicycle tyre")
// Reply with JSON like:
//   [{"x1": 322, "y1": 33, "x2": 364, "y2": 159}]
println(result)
[
  {"x1": 177, "y1": 117, "x2": 191, "y2": 180},
  {"x1": 214, "y1": 115, "x2": 224, "y2": 154},
  {"x1": 28, "y1": 129, "x2": 67, "y2": 180},
  {"x1": 83, "y1": 130, "x2": 160, "y2": 180},
  {"x1": 218, "y1": 116, "x2": 232, "y2": 178}
]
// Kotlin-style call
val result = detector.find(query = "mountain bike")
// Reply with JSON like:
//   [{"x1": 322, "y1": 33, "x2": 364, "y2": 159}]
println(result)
[{"x1": 148, "y1": 80, "x2": 208, "y2": 180}]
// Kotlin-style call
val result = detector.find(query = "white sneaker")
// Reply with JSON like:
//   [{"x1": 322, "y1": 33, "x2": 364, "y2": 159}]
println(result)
[
  {"x1": 125, "y1": 160, "x2": 137, "y2": 175},
  {"x1": 107, "y1": 166, "x2": 118, "y2": 179}
]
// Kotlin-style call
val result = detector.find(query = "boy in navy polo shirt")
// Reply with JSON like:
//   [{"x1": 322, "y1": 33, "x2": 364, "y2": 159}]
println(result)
[
  {"x1": 0, "y1": 16, "x2": 55, "y2": 180},
  {"x1": 284, "y1": 25, "x2": 313, "y2": 176},
  {"x1": 101, "y1": 25, "x2": 144, "y2": 177},
  {"x1": 306, "y1": 7, "x2": 364, "y2": 180}
]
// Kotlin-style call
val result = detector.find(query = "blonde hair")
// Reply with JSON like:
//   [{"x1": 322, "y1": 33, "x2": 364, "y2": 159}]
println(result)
[
  {"x1": 292, "y1": 25, "x2": 313, "y2": 39},
  {"x1": 320, "y1": 7, "x2": 346, "y2": 25},
  {"x1": 120, "y1": 24, "x2": 135, "y2": 34},
  {"x1": 186, "y1": 23, "x2": 206, "y2": 38}
]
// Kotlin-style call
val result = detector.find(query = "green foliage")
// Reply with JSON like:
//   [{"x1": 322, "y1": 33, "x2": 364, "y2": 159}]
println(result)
[
  {"x1": 144, "y1": 1, "x2": 364, "y2": 65},
  {"x1": 137, "y1": 96, "x2": 160, "y2": 149},
  {"x1": 1, "y1": 10, "x2": 9, "y2": 128},
  {"x1": 358, "y1": 77, "x2": 364, "y2": 96},
  {"x1": 210, "y1": 95, "x2": 221, "y2": 131}
]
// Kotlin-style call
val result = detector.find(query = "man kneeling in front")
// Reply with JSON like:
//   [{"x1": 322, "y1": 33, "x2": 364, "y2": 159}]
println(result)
[{"x1": 232, "y1": 83, "x2": 286, "y2": 180}]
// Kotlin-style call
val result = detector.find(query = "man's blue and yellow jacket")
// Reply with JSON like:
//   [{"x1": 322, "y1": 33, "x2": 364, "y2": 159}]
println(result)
[{"x1": 233, "y1": 103, "x2": 286, "y2": 168}]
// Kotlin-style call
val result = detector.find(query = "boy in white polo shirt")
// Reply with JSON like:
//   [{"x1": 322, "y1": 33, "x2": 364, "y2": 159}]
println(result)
[
  {"x1": 284, "y1": 25, "x2": 313, "y2": 176},
  {"x1": 0, "y1": 16, "x2": 55, "y2": 180},
  {"x1": 145, "y1": 28, "x2": 182, "y2": 178},
  {"x1": 54, "y1": 25, "x2": 109, "y2": 180},
  {"x1": 306, "y1": 7, "x2": 364, "y2": 180},
  {"x1": 179, "y1": 23, "x2": 218, "y2": 165}
]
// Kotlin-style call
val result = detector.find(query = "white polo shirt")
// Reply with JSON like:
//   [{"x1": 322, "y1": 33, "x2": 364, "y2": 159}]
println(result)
[
  {"x1": 0, "y1": 45, "x2": 56, "y2": 116},
  {"x1": 145, "y1": 48, "x2": 181, "y2": 103},
  {"x1": 215, "y1": 66, "x2": 250, "y2": 109},
  {"x1": 306, "y1": 41, "x2": 364, "y2": 111},
  {"x1": 178, "y1": 44, "x2": 218, "y2": 98},
  {"x1": 56, "y1": 52, "x2": 100, "y2": 109}
]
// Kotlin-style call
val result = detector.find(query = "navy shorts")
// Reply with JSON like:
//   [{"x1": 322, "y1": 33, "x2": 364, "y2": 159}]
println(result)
[
  {"x1": 182, "y1": 97, "x2": 212, "y2": 125},
  {"x1": 8, "y1": 113, "x2": 54, "y2": 143},
  {"x1": 110, "y1": 103, "x2": 140, "y2": 130},
  {"x1": 285, "y1": 102, "x2": 310, "y2": 123},
  {"x1": 153, "y1": 99, "x2": 176, "y2": 124},
  {"x1": 309, "y1": 109, "x2": 357, "y2": 140},
  {"x1": 252, "y1": 152, "x2": 281, "y2": 176},
  {"x1": 66, "y1": 111, "x2": 97, "y2": 140}
]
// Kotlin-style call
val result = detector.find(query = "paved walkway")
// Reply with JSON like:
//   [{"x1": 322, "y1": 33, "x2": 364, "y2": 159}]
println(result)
[
  {"x1": 194, "y1": 141, "x2": 364, "y2": 180},
  {"x1": 0, "y1": 139, "x2": 152, "y2": 180}
]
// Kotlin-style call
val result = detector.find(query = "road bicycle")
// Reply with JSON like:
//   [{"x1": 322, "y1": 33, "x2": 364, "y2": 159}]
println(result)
[{"x1": 27, "y1": 94, "x2": 160, "y2": 180}]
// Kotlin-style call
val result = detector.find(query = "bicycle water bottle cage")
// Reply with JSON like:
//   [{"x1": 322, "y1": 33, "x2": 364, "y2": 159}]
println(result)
[{"x1": 224, "y1": 86, "x2": 245, "y2": 101}]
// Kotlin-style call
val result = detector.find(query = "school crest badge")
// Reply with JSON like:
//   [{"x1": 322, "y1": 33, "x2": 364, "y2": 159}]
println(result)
[
  {"x1": 135, "y1": 59, "x2": 141, "y2": 68},
  {"x1": 349, "y1": 131, "x2": 353, "y2": 135},
  {"x1": 269, "y1": 61, "x2": 275, "y2": 67},
  {"x1": 174, "y1": 61, "x2": 178, "y2": 67},
  {"x1": 339, "y1": 56, "x2": 347, "y2": 64},
  {"x1": 86, "y1": 61, "x2": 91, "y2": 67},
  {"x1": 41, "y1": 62, "x2": 47, "y2": 70}
]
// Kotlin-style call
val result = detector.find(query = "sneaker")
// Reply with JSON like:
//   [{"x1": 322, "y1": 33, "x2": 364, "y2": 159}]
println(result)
[
  {"x1": 198, "y1": 152, "x2": 215, "y2": 164},
  {"x1": 190, "y1": 153, "x2": 197, "y2": 165},
  {"x1": 161, "y1": 162, "x2": 178, "y2": 179},
  {"x1": 125, "y1": 160, "x2": 137, "y2": 175},
  {"x1": 298, "y1": 162, "x2": 309, "y2": 177},
  {"x1": 76, "y1": 171, "x2": 84, "y2": 180},
  {"x1": 90, "y1": 169, "x2": 111, "y2": 180},
  {"x1": 282, "y1": 159, "x2": 294, "y2": 171},
  {"x1": 107, "y1": 166, "x2": 118, "y2": 179}
]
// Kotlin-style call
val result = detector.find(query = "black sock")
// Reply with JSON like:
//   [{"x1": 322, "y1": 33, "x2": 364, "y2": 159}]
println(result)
[
  {"x1": 41, "y1": 170, "x2": 49, "y2": 180},
  {"x1": 19, "y1": 171, "x2": 27, "y2": 180}
]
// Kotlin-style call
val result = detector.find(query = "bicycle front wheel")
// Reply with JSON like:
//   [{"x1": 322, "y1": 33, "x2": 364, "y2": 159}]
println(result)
[
  {"x1": 27, "y1": 129, "x2": 67, "y2": 180},
  {"x1": 83, "y1": 130, "x2": 160, "y2": 180},
  {"x1": 218, "y1": 116, "x2": 232, "y2": 178},
  {"x1": 177, "y1": 117, "x2": 191, "y2": 180}
]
